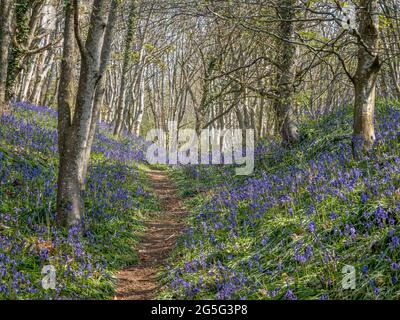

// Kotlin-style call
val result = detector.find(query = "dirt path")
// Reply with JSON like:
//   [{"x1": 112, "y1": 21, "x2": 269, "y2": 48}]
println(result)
[{"x1": 114, "y1": 170, "x2": 186, "y2": 300}]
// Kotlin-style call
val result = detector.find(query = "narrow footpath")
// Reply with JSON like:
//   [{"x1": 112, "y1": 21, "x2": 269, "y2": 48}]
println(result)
[{"x1": 114, "y1": 170, "x2": 187, "y2": 300}]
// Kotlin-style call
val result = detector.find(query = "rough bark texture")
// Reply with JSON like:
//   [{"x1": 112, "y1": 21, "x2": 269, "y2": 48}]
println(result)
[
  {"x1": 0, "y1": 0, "x2": 14, "y2": 113},
  {"x1": 273, "y1": 0, "x2": 299, "y2": 145},
  {"x1": 57, "y1": 0, "x2": 113, "y2": 227},
  {"x1": 352, "y1": 0, "x2": 381, "y2": 159}
]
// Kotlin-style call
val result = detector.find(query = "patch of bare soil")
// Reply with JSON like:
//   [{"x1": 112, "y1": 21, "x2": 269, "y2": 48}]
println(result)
[{"x1": 114, "y1": 170, "x2": 186, "y2": 300}]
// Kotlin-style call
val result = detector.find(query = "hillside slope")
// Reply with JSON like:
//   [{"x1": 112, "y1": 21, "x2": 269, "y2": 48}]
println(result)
[
  {"x1": 160, "y1": 102, "x2": 400, "y2": 300},
  {"x1": 0, "y1": 103, "x2": 157, "y2": 299}
]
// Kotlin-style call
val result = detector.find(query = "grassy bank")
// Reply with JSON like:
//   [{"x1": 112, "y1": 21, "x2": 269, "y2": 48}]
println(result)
[{"x1": 159, "y1": 101, "x2": 400, "y2": 300}]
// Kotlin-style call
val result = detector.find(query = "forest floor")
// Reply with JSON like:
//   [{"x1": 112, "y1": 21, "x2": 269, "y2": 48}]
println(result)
[{"x1": 114, "y1": 169, "x2": 187, "y2": 300}]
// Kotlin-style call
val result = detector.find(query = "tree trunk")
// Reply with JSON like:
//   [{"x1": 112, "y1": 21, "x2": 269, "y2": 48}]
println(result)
[
  {"x1": 0, "y1": 0, "x2": 14, "y2": 112},
  {"x1": 57, "y1": 0, "x2": 79, "y2": 227},
  {"x1": 80, "y1": 0, "x2": 118, "y2": 184},
  {"x1": 113, "y1": 0, "x2": 136, "y2": 136},
  {"x1": 273, "y1": 0, "x2": 299, "y2": 145},
  {"x1": 352, "y1": 0, "x2": 381, "y2": 159},
  {"x1": 132, "y1": 70, "x2": 145, "y2": 136},
  {"x1": 19, "y1": 56, "x2": 37, "y2": 101}
]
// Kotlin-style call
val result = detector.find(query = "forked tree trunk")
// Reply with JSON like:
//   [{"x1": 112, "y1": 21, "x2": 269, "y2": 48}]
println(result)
[
  {"x1": 57, "y1": 0, "x2": 113, "y2": 227},
  {"x1": 0, "y1": 0, "x2": 14, "y2": 113},
  {"x1": 352, "y1": 0, "x2": 381, "y2": 159},
  {"x1": 274, "y1": 0, "x2": 299, "y2": 145}
]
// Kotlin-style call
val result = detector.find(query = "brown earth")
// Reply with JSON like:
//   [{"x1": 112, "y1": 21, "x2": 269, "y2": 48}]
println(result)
[{"x1": 114, "y1": 170, "x2": 186, "y2": 300}]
